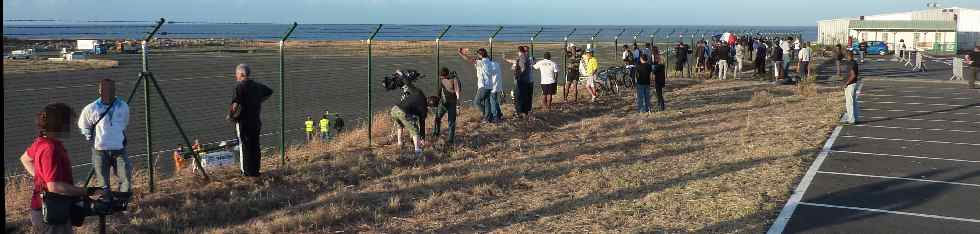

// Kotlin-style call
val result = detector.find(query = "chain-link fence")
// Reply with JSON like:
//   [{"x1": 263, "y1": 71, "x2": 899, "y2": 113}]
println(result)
[{"x1": 3, "y1": 20, "x2": 804, "y2": 194}]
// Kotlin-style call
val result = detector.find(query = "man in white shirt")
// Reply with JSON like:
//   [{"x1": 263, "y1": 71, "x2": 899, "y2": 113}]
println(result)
[
  {"x1": 533, "y1": 52, "x2": 560, "y2": 109},
  {"x1": 780, "y1": 37, "x2": 793, "y2": 79},
  {"x1": 78, "y1": 79, "x2": 131, "y2": 197},
  {"x1": 458, "y1": 48, "x2": 501, "y2": 122},
  {"x1": 797, "y1": 42, "x2": 812, "y2": 81}
]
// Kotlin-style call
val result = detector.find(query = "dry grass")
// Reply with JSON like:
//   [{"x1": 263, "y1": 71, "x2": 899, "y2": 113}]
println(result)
[
  {"x1": 4, "y1": 79, "x2": 843, "y2": 233},
  {"x1": 2, "y1": 59, "x2": 120, "y2": 75}
]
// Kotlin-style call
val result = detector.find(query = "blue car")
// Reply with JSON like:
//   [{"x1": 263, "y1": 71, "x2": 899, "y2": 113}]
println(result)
[{"x1": 849, "y1": 41, "x2": 890, "y2": 55}]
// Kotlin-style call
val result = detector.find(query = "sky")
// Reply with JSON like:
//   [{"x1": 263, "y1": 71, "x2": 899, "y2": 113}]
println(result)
[{"x1": 4, "y1": 0, "x2": 980, "y2": 26}]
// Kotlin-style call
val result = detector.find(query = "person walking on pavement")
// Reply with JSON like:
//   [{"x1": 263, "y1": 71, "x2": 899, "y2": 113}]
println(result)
[
  {"x1": 78, "y1": 78, "x2": 131, "y2": 200},
  {"x1": 843, "y1": 53, "x2": 861, "y2": 125},
  {"x1": 227, "y1": 63, "x2": 273, "y2": 177}
]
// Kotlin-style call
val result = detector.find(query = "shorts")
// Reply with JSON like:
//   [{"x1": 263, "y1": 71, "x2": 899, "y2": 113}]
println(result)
[
  {"x1": 674, "y1": 60, "x2": 686, "y2": 71},
  {"x1": 585, "y1": 75, "x2": 597, "y2": 88},
  {"x1": 541, "y1": 83, "x2": 557, "y2": 95},
  {"x1": 566, "y1": 73, "x2": 579, "y2": 83},
  {"x1": 389, "y1": 106, "x2": 420, "y2": 138}
]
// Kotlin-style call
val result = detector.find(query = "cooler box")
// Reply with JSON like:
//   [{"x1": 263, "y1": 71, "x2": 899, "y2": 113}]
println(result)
[{"x1": 201, "y1": 151, "x2": 236, "y2": 168}]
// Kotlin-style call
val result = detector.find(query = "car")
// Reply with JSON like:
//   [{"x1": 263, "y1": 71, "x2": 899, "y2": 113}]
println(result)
[
  {"x1": 8, "y1": 49, "x2": 34, "y2": 60},
  {"x1": 848, "y1": 41, "x2": 890, "y2": 55}
]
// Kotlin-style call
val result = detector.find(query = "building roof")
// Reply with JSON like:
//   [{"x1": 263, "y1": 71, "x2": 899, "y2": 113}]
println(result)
[{"x1": 849, "y1": 20, "x2": 955, "y2": 31}]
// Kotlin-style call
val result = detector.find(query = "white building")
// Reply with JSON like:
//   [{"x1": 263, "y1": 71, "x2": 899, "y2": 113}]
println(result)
[{"x1": 817, "y1": 7, "x2": 980, "y2": 53}]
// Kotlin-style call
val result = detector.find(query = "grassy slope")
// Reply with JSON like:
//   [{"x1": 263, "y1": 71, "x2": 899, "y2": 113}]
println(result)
[{"x1": 5, "y1": 78, "x2": 842, "y2": 233}]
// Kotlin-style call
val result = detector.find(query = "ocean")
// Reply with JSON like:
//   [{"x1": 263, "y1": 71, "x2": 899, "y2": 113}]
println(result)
[{"x1": 3, "y1": 23, "x2": 817, "y2": 42}]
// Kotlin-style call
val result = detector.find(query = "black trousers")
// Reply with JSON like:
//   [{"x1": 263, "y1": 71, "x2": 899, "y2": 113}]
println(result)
[
  {"x1": 236, "y1": 122, "x2": 262, "y2": 176},
  {"x1": 516, "y1": 81, "x2": 533, "y2": 114},
  {"x1": 654, "y1": 85, "x2": 666, "y2": 111}
]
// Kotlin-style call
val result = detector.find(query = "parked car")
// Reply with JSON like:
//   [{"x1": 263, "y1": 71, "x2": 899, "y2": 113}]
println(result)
[
  {"x1": 8, "y1": 49, "x2": 34, "y2": 59},
  {"x1": 848, "y1": 41, "x2": 890, "y2": 55}
]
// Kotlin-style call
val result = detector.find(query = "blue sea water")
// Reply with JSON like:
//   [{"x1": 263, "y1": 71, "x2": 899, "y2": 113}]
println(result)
[{"x1": 3, "y1": 23, "x2": 816, "y2": 42}]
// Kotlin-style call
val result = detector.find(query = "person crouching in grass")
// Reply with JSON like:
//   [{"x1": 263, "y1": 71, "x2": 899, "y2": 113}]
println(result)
[{"x1": 390, "y1": 81, "x2": 435, "y2": 158}]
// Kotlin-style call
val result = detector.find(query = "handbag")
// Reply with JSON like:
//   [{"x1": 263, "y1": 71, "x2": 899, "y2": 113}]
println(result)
[{"x1": 41, "y1": 191, "x2": 76, "y2": 224}]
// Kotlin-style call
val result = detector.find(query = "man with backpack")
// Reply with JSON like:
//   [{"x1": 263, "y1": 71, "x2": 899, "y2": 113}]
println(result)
[{"x1": 78, "y1": 79, "x2": 131, "y2": 199}]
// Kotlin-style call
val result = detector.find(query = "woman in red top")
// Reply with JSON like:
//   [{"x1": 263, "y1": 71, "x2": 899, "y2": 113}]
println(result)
[{"x1": 19, "y1": 103, "x2": 87, "y2": 234}]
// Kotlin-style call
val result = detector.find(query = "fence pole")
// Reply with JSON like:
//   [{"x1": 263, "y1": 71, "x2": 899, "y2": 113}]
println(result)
[
  {"x1": 530, "y1": 27, "x2": 543, "y2": 59},
  {"x1": 367, "y1": 24, "x2": 382, "y2": 148},
  {"x1": 278, "y1": 22, "x2": 297, "y2": 169},
  {"x1": 489, "y1": 26, "x2": 503, "y2": 61},
  {"x1": 563, "y1": 28, "x2": 576, "y2": 86},
  {"x1": 141, "y1": 18, "x2": 164, "y2": 193},
  {"x1": 590, "y1": 29, "x2": 602, "y2": 52},
  {"x1": 614, "y1": 29, "x2": 624, "y2": 61},
  {"x1": 435, "y1": 25, "x2": 452, "y2": 92}
]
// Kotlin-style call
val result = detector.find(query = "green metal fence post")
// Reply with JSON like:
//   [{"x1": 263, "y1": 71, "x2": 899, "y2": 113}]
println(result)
[
  {"x1": 614, "y1": 28, "x2": 625, "y2": 61},
  {"x1": 278, "y1": 22, "x2": 297, "y2": 169},
  {"x1": 367, "y1": 24, "x2": 382, "y2": 148},
  {"x1": 141, "y1": 18, "x2": 164, "y2": 192},
  {"x1": 590, "y1": 29, "x2": 602, "y2": 52},
  {"x1": 489, "y1": 26, "x2": 503, "y2": 61},
  {"x1": 435, "y1": 25, "x2": 452, "y2": 93},
  {"x1": 530, "y1": 27, "x2": 543, "y2": 59}
]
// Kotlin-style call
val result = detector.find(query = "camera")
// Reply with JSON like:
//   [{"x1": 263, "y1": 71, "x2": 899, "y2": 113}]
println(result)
[
  {"x1": 381, "y1": 69, "x2": 424, "y2": 91},
  {"x1": 64, "y1": 190, "x2": 132, "y2": 227}
]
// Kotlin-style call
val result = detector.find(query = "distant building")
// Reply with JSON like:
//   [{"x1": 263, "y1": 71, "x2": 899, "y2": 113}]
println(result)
[{"x1": 817, "y1": 7, "x2": 980, "y2": 53}]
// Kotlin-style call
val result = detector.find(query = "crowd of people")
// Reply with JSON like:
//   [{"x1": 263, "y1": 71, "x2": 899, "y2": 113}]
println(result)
[{"x1": 18, "y1": 32, "x2": 888, "y2": 233}]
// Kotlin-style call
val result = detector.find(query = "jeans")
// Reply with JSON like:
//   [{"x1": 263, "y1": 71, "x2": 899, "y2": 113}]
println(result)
[
  {"x1": 489, "y1": 92, "x2": 502, "y2": 120},
  {"x1": 782, "y1": 59, "x2": 792, "y2": 78},
  {"x1": 431, "y1": 103, "x2": 457, "y2": 143},
  {"x1": 844, "y1": 83, "x2": 860, "y2": 123},
  {"x1": 655, "y1": 85, "x2": 666, "y2": 111},
  {"x1": 635, "y1": 85, "x2": 651, "y2": 113},
  {"x1": 92, "y1": 148, "x2": 132, "y2": 195},
  {"x1": 475, "y1": 88, "x2": 493, "y2": 121}
]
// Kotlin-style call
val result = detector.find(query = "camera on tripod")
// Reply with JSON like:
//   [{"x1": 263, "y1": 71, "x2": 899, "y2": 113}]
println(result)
[{"x1": 381, "y1": 69, "x2": 425, "y2": 91}]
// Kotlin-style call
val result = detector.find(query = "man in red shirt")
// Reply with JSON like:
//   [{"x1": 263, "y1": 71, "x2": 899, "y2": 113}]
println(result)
[{"x1": 20, "y1": 103, "x2": 87, "y2": 234}]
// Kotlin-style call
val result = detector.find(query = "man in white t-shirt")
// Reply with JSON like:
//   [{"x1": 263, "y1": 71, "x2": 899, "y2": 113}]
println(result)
[
  {"x1": 533, "y1": 52, "x2": 560, "y2": 110},
  {"x1": 797, "y1": 42, "x2": 812, "y2": 81}
]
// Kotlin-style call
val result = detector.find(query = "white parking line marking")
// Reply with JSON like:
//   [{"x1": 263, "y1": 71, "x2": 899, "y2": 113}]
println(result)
[
  {"x1": 817, "y1": 171, "x2": 980, "y2": 187},
  {"x1": 862, "y1": 95, "x2": 972, "y2": 100},
  {"x1": 865, "y1": 117, "x2": 980, "y2": 124},
  {"x1": 767, "y1": 126, "x2": 845, "y2": 234},
  {"x1": 858, "y1": 101, "x2": 978, "y2": 108},
  {"x1": 840, "y1": 135, "x2": 980, "y2": 146},
  {"x1": 861, "y1": 109, "x2": 980, "y2": 116},
  {"x1": 830, "y1": 150, "x2": 980, "y2": 163},
  {"x1": 799, "y1": 202, "x2": 980, "y2": 223},
  {"x1": 852, "y1": 124, "x2": 979, "y2": 133}
]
